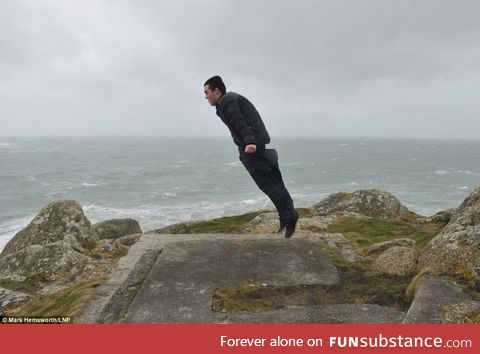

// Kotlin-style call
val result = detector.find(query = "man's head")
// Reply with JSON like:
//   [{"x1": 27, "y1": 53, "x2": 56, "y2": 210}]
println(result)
[{"x1": 204, "y1": 75, "x2": 226, "y2": 106}]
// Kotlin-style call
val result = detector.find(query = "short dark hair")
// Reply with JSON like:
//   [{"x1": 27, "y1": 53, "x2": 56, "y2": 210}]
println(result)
[{"x1": 204, "y1": 75, "x2": 226, "y2": 94}]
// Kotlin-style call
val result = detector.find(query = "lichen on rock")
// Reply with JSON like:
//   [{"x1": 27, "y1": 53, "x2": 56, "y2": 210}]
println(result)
[
  {"x1": 418, "y1": 187, "x2": 480, "y2": 280},
  {"x1": 372, "y1": 246, "x2": 417, "y2": 276},
  {"x1": 312, "y1": 189, "x2": 414, "y2": 219},
  {"x1": 92, "y1": 218, "x2": 142, "y2": 240},
  {"x1": 0, "y1": 200, "x2": 124, "y2": 287}
]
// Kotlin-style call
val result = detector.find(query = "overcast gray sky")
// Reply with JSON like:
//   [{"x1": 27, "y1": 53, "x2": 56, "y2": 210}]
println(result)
[{"x1": 1, "y1": 0, "x2": 479, "y2": 138}]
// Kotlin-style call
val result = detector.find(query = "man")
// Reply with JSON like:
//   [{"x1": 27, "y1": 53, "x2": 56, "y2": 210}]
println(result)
[{"x1": 203, "y1": 75, "x2": 298, "y2": 238}]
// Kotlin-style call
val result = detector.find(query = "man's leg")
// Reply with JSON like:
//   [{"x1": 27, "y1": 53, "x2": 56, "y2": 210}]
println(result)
[
  {"x1": 239, "y1": 152, "x2": 298, "y2": 237},
  {"x1": 270, "y1": 165, "x2": 298, "y2": 237},
  {"x1": 271, "y1": 164, "x2": 295, "y2": 216}
]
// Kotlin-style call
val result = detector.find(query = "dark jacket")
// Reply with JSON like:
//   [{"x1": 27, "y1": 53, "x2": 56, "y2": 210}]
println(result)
[{"x1": 216, "y1": 92, "x2": 271, "y2": 150}]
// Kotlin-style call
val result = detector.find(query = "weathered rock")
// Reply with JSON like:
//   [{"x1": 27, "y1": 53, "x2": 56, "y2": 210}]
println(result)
[
  {"x1": 0, "y1": 242, "x2": 96, "y2": 283},
  {"x1": 118, "y1": 234, "x2": 141, "y2": 246},
  {"x1": 243, "y1": 212, "x2": 345, "y2": 234},
  {"x1": 404, "y1": 276, "x2": 473, "y2": 323},
  {"x1": 312, "y1": 189, "x2": 412, "y2": 219},
  {"x1": 317, "y1": 233, "x2": 363, "y2": 262},
  {"x1": 242, "y1": 212, "x2": 279, "y2": 233},
  {"x1": 428, "y1": 208, "x2": 457, "y2": 224},
  {"x1": 298, "y1": 214, "x2": 340, "y2": 233},
  {"x1": 92, "y1": 218, "x2": 142, "y2": 240},
  {"x1": 418, "y1": 187, "x2": 480, "y2": 277},
  {"x1": 372, "y1": 246, "x2": 417, "y2": 276},
  {"x1": 0, "y1": 200, "x2": 104, "y2": 284},
  {"x1": 1, "y1": 200, "x2": 98, "y2": 258},
  {"x1": 366, "y1": 238, "x2": 416, "y2": 256},
  {"x1": 96, "y1": 239, "x2": 128, "y2": 257},
  {"x1": 0, "y1": 287, "x2": 32, "y2": 314},
  {"x1": 441, "y1": 300, "x2": 480, "y2": 324},
  {"x1": 153, "y1": 220, "x2": 197, "y2": 234}
]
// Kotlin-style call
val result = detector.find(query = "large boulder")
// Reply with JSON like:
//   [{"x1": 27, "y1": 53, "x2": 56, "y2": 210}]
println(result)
[
  {"x1": 312, "y1": 189, "x2": 411, "y2": 219},
  {"x1": 372, "y1": 246, "x2": 417, "y2": 276},
  {"x1": 1, "y1": 200, "x2": 98, "y2": 257},
  {"x1": 92, "y1": 218, "x2": 142, "y2": 240},
  {"x1": 417, "y1": 187, "x2": 480, "y2": 278},
  {"x1": 0, "y1": 200, "x2": 101, "y2": 283},
  {"x1": 0, "y1": 243, "x2": 96, "y2": 283}
]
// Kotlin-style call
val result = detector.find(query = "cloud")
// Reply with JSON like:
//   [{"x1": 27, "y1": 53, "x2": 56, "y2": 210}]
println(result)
[{"x1": 1, "y1": 0, "x2": 479, "y2": 138}]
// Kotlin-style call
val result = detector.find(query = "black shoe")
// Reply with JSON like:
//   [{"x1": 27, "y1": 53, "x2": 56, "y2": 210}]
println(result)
[
  {"x1": 284, "y1": 210, "x2": 299, "y2": 239},
  {"x1": 277, "y1": 219, "x2": 286, "y2": 233}
]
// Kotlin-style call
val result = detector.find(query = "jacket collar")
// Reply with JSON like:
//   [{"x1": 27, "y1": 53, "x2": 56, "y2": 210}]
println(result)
[{"x1": 215, "y1": 93, "x2": 226, "y2": 108}]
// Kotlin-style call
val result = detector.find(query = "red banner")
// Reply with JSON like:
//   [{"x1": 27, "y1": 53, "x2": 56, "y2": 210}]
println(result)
[{"x1": 0, "y1": 324, "x2": 478, "y2": 353}]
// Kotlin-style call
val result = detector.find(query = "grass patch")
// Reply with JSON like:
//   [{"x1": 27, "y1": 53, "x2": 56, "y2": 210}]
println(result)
[
  {"x1": 173, "y1": 211, "x2": 265, "y2": 233},
  {"x1": 405, "y1": 268, "x2": 434, "y2": 300},
  {"x1": 160, "y1": 207, "x2": 315, "y2": 234},
  {"x1": 0, "y1": 274, "x2": 46, "y2": 295},
  {"x1": 158, "y1": 210, "x2": 264, "y2": 233},
  {"x1": 212, "y1": 284, "x2": 278, "y2": 312},
  {"x1": 212, "y1": 246, "x2": 414, "y2": 314},
  {"x1": 4, "y1": 276, "x2": 107, "y2": 318},
  {"x1": 296, "y1": 208, "x2": 315, "y2": 218},
  {"x1": 326, "y1": 216, "x2": 444, "y2": 255}
]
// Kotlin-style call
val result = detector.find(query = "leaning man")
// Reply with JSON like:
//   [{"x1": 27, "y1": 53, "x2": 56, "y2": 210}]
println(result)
[{"x1": 203, "y1": 75, "x2": 298, "y2": 238}]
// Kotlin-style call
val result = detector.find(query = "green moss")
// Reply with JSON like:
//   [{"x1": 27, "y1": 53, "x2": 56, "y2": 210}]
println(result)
[
  {"x1": 326, "y1": 216, "x2": 444, "y2": 254},
  {"x1": 4, "y1": 276, "x2": 107, "y2": 318}
]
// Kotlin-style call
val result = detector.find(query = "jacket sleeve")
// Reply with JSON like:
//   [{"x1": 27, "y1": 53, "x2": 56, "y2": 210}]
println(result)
[{"x1": 222, "y1": 96, "x2": 256, "y2": 146}]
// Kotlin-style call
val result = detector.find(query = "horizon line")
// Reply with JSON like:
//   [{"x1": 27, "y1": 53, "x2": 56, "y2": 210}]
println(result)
[{"x1": 1, "y1": 135, "x2": 480, "y2": 141}]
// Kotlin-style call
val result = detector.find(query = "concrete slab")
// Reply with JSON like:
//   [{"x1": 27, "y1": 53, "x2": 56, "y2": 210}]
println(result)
[
  {"x1": 123, "y1": 238, "x2": 339, "y2": 323},
  {"x1": 97, "y1": 248, "x2": 162, "y2": 323},
  {"x1": 403, "y1": 276, "x2": 472, "y2": 323}
]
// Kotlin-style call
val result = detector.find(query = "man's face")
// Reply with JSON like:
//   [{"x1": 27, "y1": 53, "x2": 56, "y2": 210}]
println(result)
[{"x1": 204, "y1": 85, "x2": 221, "y2": 106}]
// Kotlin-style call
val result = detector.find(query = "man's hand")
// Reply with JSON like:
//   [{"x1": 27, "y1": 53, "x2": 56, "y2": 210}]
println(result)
[{"x1": 244, "y1": 144, "x2": 257, "y2": 154}]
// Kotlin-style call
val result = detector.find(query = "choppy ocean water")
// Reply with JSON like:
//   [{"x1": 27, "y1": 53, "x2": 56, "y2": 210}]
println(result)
[{"x1": 1, "y1": 136, "x2": 479, "y2": 252}]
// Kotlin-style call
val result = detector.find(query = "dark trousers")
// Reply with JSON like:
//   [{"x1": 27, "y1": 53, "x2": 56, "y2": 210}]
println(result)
[{"x1": 239, "y1": 149, "x2": 296, "y2": 222}]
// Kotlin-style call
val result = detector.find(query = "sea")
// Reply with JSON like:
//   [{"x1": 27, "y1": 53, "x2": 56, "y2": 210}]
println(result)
[{"x1": 1, "y1": 136, "x2": 479, "y2": 252}]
